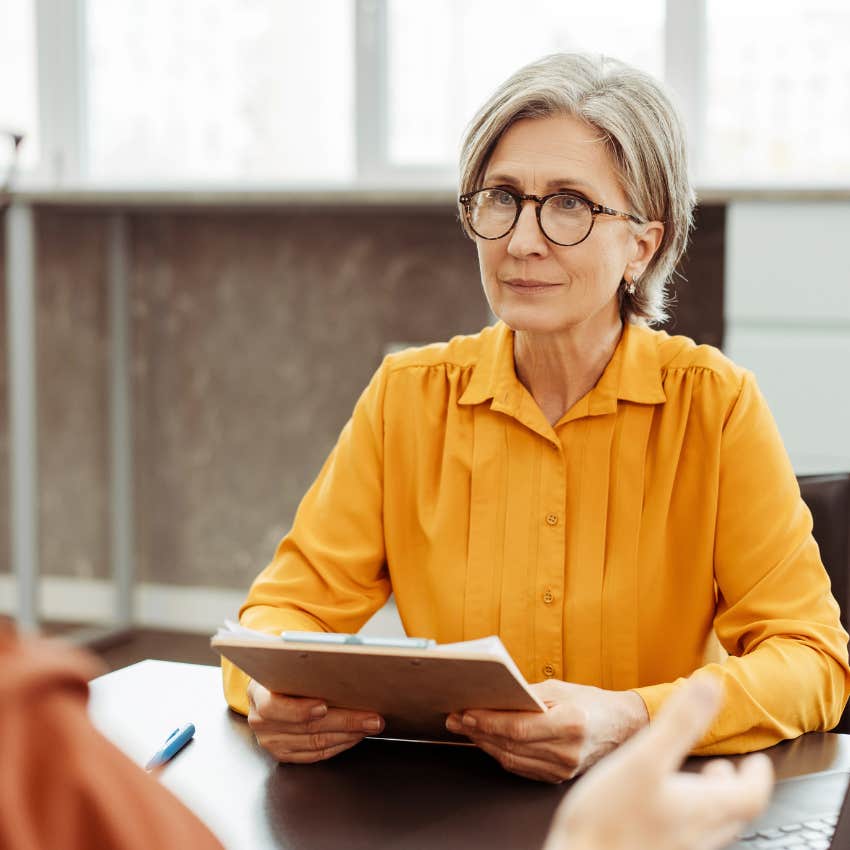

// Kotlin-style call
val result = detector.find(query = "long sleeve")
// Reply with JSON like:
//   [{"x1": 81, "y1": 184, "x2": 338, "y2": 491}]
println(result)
[
  {"x1": 0, "y1": 625, "x2": 223, "y2": 850},
  {"x1": 633, "y1": 372, "x2": 850, "y2": 754},
  {"x1": 223, "y1": 360, "x2": 393, "y2": 714}
]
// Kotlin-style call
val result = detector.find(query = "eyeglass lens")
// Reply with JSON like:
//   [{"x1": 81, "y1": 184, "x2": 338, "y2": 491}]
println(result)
[{"x1": 466, "y1": 189, "x2": 592, "y2": 245}]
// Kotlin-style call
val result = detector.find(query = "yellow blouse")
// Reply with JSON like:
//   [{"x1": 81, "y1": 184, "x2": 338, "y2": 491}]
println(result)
[{"x1": 223, "y1": 321, "x2": 850, "y2": 754}]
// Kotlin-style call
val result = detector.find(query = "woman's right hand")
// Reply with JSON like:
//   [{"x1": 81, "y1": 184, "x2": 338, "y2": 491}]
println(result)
[
  {"x1": 246, "y1": 679, "x2": 385, "y2": 763},
  {"x1": 543, "y1": 675, "x2": 773, "y2": 850}
]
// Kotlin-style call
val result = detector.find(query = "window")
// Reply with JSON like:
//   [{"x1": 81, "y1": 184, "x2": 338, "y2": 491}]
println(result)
[
  {"x1": 86, "y1": 0, "x2": 355, "y2": 183},
  {"x1": 12, "y1": 1, "x2": 850, "y2": 188},
  {"x1": 0, "y1": 0, "x2": 39, "y2": 173},
  {"x1": 386, "y1": 0, "x2": 665, "y2": 174},
  {"x1": 703, "y1": 0, "x2": 850, "y2": 184}
]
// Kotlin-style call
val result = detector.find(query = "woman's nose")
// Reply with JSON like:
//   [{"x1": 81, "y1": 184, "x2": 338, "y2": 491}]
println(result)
[{"x1": 507, "y1": 201, "x2": 549, "y2": 258}]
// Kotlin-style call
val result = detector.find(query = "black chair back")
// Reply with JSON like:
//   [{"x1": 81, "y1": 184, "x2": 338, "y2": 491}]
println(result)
[{"x1": 797, "y1": 472, "x2": 850, "y2": 732}]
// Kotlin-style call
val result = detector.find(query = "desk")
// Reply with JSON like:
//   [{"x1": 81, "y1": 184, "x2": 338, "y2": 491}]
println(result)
[{"x1": 89, "y1": 661, "x2": 850, "y2": 850}]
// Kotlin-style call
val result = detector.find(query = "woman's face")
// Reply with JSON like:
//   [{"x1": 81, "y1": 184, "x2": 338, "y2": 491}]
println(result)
[{"x1": 474, "y1": 113, "x2": 661, "y2": 337}]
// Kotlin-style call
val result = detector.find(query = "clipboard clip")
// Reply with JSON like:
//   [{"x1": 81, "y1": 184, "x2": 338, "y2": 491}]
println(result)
[{"x1": 280, "y1": 630, "x2": 436, "y2": 650}]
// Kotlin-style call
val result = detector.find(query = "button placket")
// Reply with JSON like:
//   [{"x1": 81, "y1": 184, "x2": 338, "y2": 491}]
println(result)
[{"x1": 535, "y1": 439, "x2": 566, "y2": 686}]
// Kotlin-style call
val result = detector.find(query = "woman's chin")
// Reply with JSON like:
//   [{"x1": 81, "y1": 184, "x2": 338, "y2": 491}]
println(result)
[{"x1": 492, "y1": 303, "x2": 584, "y2": 336}]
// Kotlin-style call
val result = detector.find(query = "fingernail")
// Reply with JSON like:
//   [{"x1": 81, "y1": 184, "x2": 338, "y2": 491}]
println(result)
[
  {"x1": 446, "y1": 715, "x2": 461, "y2": 732},
  {"x1": 364, "y1": 717, "x2": 382, "y2": 732},
  {"x1": 462, "y1": 714, "x2": 477, "y2": 728},
  {"x1": 310, "y1": 704, "x2": 327, "y2": 718}
]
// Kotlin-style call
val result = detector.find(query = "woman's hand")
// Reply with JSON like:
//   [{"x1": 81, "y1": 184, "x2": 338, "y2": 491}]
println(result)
[
  {"x1": 247, "y1": 679, "x2": 384, "y2": 764},
  {"x1": 542, "y1": 676, "x2": 774, "y2": 850},
  {"x1": 445, "y1": 680, "x2": 650, "y2": 782}
]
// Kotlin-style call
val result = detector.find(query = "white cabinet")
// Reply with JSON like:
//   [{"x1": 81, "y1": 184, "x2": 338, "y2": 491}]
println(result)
[{"x1": 724, "y1": 202, "x2": 850, "y2": 473}]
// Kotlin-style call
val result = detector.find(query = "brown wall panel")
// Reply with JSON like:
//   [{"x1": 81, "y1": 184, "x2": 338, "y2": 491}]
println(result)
[
  {"x1": 0, "y1": 203, "x2": 724, "y2": 590},
  {"x1": 662, "y1": 204, "x2": 725, "y2": 348},
  {"x1": 0, "y1": 210, "x2": 111, "y2": 580},
  {"x1": 36, "y1": 211, "x2": 111, "y2": 580},
  {"x1": 129, "y1": 209, "x2": 486, "y2": 587}
]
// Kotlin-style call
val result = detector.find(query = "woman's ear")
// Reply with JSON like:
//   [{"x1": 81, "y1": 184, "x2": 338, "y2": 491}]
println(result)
[{"x1": 627, "y1": 221, "x2": 664, "y2": 280}]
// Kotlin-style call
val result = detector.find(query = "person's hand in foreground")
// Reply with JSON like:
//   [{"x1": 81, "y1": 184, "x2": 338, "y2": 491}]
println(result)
[
  {"x1": 247, "y1": 679, "x2": 385, "y2": 763},
  {"x1": 446, "y1": 679, "x2": 651, "y2": 781},
  {"x1": 542, "y1": 675, "x2": 774, "y2": 850}
]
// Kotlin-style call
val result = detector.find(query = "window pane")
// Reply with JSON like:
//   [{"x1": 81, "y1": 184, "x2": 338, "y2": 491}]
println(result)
[
  {"x1": 387, "y1": 0, "x2": 664, "y2": 171},
  {"x1": 0, "y1": 0, "x2": 39, "y2": 172},
  {"x1": 86, "y1": 0, "x2": 354, "y2": 183},
  {"x1": 705, "y1": 0, "x2": 850, "y2": 184}
]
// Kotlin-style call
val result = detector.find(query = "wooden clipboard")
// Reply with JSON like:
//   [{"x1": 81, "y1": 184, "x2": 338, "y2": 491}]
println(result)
[{"x1": 212, "y1": 637, "x2": 545, "y2": 743}]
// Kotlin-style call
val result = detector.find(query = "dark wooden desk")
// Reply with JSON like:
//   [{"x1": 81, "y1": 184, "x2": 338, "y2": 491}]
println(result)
[{"x1": 88, "y1": 661, "x2": 850, "y2": 850}]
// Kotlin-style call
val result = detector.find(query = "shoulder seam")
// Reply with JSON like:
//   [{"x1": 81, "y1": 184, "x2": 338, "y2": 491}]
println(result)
[
  {"x1": 384, "y1": 358, "x2": 477, "y2": 376},
  {"x1": 661, "y1": 364, "x2": 733, "y2": 377},
  {"x1": 721, "y1": 369, "x2": 749, "y2": 430}
]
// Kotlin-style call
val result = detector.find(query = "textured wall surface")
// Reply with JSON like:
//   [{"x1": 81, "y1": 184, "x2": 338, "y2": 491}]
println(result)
[
  {"x1": 0, "y1": 212, "x2": 111, "y2": 579},
  {"x1": 38, "y1": 212, "x2": 111, "y2": 581},
  {"x1": 0, "y1": 204, "x2": 723, "y2": 588},
  {"x1": 129, "y1": 209, "x2": 487, "y2": 587}
]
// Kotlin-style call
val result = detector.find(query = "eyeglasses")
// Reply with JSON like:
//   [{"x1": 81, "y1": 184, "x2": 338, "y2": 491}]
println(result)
[{"x1": 458, "y1": 187, "x2": 645, "y2": 247}]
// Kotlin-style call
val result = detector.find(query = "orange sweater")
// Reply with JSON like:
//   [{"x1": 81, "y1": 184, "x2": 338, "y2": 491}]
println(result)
[
  {"x1": 0, "y1": 621, "x2": 222, "y2": 850},
  {"x1": 223, "y1": 321, "x2": 850, "y2": 754}
]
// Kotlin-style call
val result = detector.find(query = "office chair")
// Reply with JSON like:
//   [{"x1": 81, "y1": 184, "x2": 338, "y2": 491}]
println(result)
[{"x1": 797, "y1": 472, "x2": 850, "y2": 733}]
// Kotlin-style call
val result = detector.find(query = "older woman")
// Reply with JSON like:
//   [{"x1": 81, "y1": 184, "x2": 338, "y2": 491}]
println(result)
[{"x1": 223, "y1": 53, "x2": 850, "y2": 782}]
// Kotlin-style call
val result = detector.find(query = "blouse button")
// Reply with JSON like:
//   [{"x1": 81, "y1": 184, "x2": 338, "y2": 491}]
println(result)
[
  {"x1": 543, "y1": 663, "x2": 555, "y2": 678},
  {"x1": 542, "y1": 588, "x2": 555, "y2": 604},
  {"x1": 545, "y1": 513, "x2": 559, "y2": 526}
]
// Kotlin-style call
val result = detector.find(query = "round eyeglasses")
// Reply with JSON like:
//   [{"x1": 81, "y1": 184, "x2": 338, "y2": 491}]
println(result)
[{"x1": 458, "y1": 187, "x2": 645, "y2": 247}]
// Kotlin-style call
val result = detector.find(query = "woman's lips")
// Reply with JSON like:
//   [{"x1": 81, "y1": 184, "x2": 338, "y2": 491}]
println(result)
[{"x1": 502, "y1": 278, "x2": 563, "y2": 292}]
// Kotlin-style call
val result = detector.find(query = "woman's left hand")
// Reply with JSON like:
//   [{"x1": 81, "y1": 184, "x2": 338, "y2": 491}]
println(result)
[{"x1": 445, "y1": 680, "x2": 650, "y2": 783}]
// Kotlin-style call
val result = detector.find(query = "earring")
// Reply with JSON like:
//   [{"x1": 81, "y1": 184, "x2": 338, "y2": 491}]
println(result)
[{"x1": 626, "y1": 274, "x2": 639, "y2": 296}]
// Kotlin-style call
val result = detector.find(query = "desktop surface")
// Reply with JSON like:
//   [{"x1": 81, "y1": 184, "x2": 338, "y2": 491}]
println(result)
[{"x1": 88, "y1": 661, "x2": 850, "y2": 850}]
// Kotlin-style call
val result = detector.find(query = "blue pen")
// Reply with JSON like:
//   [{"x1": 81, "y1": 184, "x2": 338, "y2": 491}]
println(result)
[{"x1": 145, "y1": 723, "x2": 195, "y2": 771}]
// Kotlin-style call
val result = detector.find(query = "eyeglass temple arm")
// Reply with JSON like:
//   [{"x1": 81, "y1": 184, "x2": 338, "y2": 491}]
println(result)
[{"x1": 594, "y1": 202, "x2": 645, "y2": 224}]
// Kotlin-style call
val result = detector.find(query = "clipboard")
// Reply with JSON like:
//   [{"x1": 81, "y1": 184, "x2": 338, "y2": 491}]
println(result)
[{"x1": 212, "y1": 630, "x2": 545, "y2": 743}]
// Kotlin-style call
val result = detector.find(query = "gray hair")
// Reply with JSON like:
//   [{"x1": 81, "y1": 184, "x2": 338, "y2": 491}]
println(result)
[{"x1": 459, "y1": 53, "x2": 695, "y2": 326}]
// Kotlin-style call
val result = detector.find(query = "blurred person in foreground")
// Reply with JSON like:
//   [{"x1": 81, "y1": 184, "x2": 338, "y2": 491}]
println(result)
[
  {"x1": 0, "y1": 619, "x2": 771, "y2": 850},
  {"x1": 0, "y1": 619, "x2": 223, "y2": 850},
  {"x1": 224, "y1": 52, "x2": 850, "y2": 781}
]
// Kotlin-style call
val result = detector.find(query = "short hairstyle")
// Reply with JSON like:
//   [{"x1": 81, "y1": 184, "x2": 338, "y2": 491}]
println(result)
[{"x1": 458, "y1": 53, "x2": 695, "y2": 326}]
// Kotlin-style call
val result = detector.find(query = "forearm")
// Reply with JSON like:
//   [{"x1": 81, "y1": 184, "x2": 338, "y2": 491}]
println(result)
[{"x1": 634, "y1": 639, "x2": 850, "y2": 755}]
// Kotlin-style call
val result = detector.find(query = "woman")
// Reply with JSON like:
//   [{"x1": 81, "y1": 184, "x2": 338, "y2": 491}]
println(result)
[{"x1": 223, "y1": 53, "x2": 850, "y2": 782}]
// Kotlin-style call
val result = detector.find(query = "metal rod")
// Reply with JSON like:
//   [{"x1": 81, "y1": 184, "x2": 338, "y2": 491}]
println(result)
[{"x1": 6, "y1": 202, "x2": 39, "y2": 631}]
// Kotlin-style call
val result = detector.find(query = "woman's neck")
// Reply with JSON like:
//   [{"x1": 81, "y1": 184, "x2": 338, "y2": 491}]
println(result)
[{"x1": 513, "y1": 317, "x2": 624, "y2": 426}]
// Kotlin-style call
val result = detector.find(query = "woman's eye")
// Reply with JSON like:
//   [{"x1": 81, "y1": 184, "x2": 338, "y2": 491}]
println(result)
[
  {"x1": 492, "y1": 191, "x2": 515, "y2": 206},
  {"x1": 552, "y1": 195, "x2": 580, "y2": 210}
]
